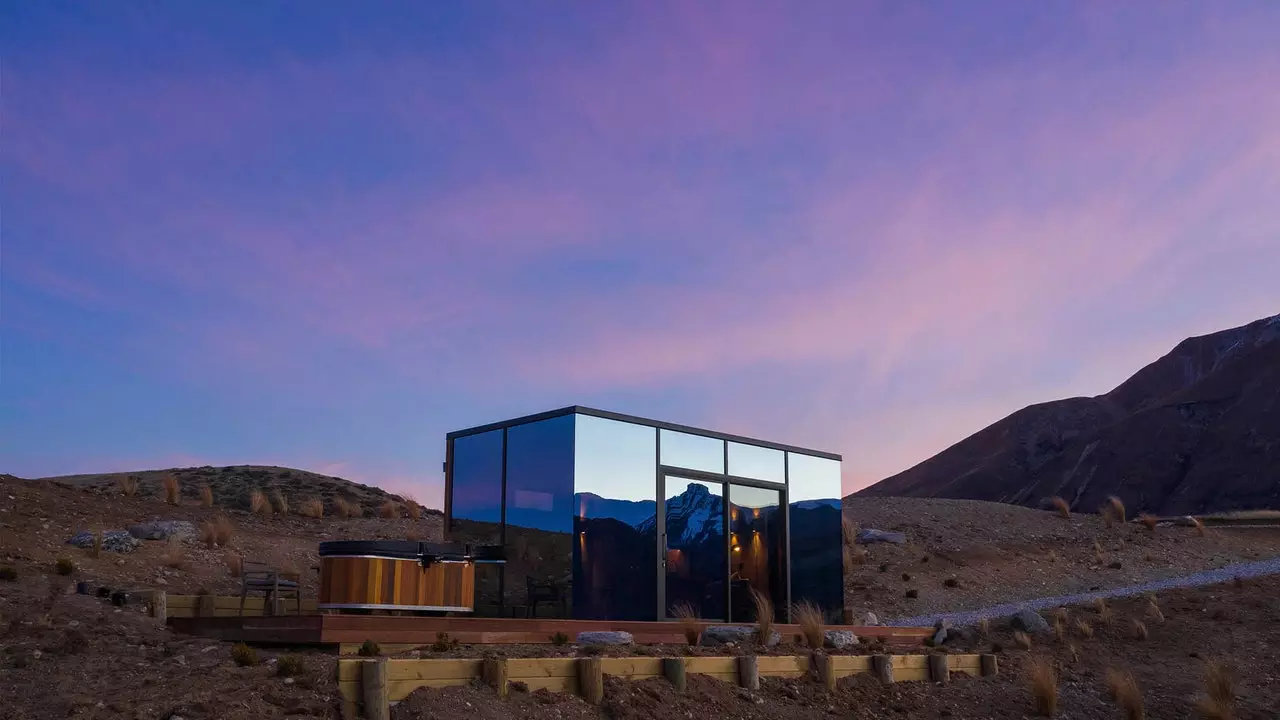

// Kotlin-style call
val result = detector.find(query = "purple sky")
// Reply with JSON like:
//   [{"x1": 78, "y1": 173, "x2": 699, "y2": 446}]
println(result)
[{"x1": 3, "y1": 2, "x2": 1278, "y2": 506}]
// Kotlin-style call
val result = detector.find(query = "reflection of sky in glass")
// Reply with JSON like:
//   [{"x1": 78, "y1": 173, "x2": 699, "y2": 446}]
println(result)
[
  {"x1": 574, "y1": 415, "x2": 656, "y2": 503},
  {"x1": 450, "y1": 429, "x2": 504, "y2": 523},
  {"x1": 505, "y1": 415, "x2": 575, "y2": 533},
  {"x1": 660, "y1": 429, "x2": 724, "y2": 474},
  {"x1": 728, "y1": 482, "x2": 781, "y2": 510},
  {"x1": 727, "y1": 442, "x2": 784, "y2": 484},
  {"x1": 787, "y1": 453, "x2": 842, "y2": 503}
]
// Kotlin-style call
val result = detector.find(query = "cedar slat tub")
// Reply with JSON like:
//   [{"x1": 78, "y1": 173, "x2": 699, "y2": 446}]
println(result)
[{"x1": 318, "y1": 540, "x2": 504, "y2": 614}]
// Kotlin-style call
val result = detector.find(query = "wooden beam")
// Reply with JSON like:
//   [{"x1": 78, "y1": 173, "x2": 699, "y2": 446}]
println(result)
[
  {"x1": 150, "y1": 591, "x2": 166, "y2": 624},
  {"x1": 928, "y1": 654, "x2": 949, "y2": 684},
  {"x1": 578, "y1": 657, "x2": 604, "y2": 705},
  {"x1": 980, "y1": 654, "x2": 999, "y2": 677},
  {"x1": 483, "y1": 658, "x2": 508, "y2": 699},
  {"x1": 663, "y1": 657, "x2": 686, "y2": 693},
  {"x1": 737, "y1": 655, "x2": 759, "y2": 691},
  {"x1": 362, "y1": 658, "x2": 389, "y2": 720}
]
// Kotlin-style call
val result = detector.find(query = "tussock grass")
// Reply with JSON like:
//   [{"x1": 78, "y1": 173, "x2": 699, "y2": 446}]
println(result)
[
  {"x1": 199, "y1": 484, "x2": 214, "y2": 507},
  {"x1": 1050, "y1": 496, "x2": 1071, "y2": 519},
  {"x1": 1094, "y1": 597, "x2": 1108, "y2": 614},
  {"x1": 299, "y1": 498, "x2": 324, "y2": 518},
  {"x1": 1053, "y1": 617, "x2": 1067, "y2": 643},
  {"x1": 1102, "y1": 495, "x2": 1126, "y2": 527},
  {"x1": 379, "y1": 500, "x2": 400, "y2": 519},
  {"x1": 1066, "y1": 643, "x2": 1079, "y2": 663},
  {"x1": 1196, "y1": 661, "x2": 1235, "y2": 720},
  {"x1": 249, "y1": 490, "x2": 270, "y2": 516},
  {"x1": 162, "y1": 536, "x2": 187, "y2": 569},
  {"x1": 226, "y1": 552, "x2": 243, "y2": 578},
  {"x1": 117, "y1": 476, "x2": 139, "y2": 497},
  {"x1": 200, "y1": 516, "x2": 234, "y2": 548},
  {"x1": 1053, "y1": 607, "x2": 1069, "y2": 625},
  {"x1": 671, "y1": 602, "x2": 701, "y2": 646},
  {"x1": 1013, "y1": 631, "x2": 1032, "y2": 650},
  {"x1": 1146, "y1": 597, "x2": 1165, "y2": 622},
  {"x1": 1140, "y1": 513, "x2": 1159, "y2": 532},
  {"x1": 1107, "y1": 668, "x2": 1145, "y2": 720},
  {"x1": 1132, "y1": 619, "x2": 1148, "y2": 640},
  {"x1": 1191, "y1": 517, "x2": 1207, "y2": 537},
  {"x1": 1027, "y1": 657, "x2": 1058, "y2": 716},
  {"x1": 404, "y1": 496, "x2": 422, "y2": 520},
  {"x1": 750, "y1": 588, "x2": 774, "y2": 645},
  {"x1": 1099, "y1": 606, "x2": 1115, "y2": 627},
  {"x1": 89, "y1": 528, "x2": 103, "y2": 559},
  {"x1": 162, "y1": 474, "x2": 180, "y2": 505},
  {"x1": 792, "y1": 600, "x2": 825, "y2": 648},
  {"x1": 271, "y1": 490, "x2": 289, "y2": 516},
  {"x1": 333, "y1": 496, "x2": 360, "y2": 518},
  {"x1": 1074, "y1": 619, "x2": 1094, "y2": 639}
]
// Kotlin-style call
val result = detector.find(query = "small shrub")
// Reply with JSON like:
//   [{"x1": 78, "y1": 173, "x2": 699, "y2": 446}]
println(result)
[
  {"x1": 199, "y1": 485, "x2": 214, "y2": 507},
  {"x1": 1140, "y1": 513, "x2": 1159, "y2": 532},
  {"x1": 905, "y1": 588, "x2": 919, "y2": 599},
  {"x1": 750, "y1": 588, "x2": 774, "y2": 645},
  {"x1": 162, "y1": 474, "x2": 180, "y2": 505},
  {"x1": 0, "y1": 566, "x2": 16, "y2": 581},
  {"x1": 1197, "y1": 661, "x2": 1235, "y2": 720},
  {"x1": 1075, "y1": 619, "x2": 1094, "y2": 639},
  {"x1": 943, "y1": 577, "x2": 959, "y2": 588},
  {"x1": 117, "y1": 476, "x2": 139, "y2": 497},
  {"x1": 200, "y1": 516, "x2": 234, "y2": 548},
  {"x1": 1028, "y1": 656, "x2": 1058, "y2": 716},
  {"x1": 379, "y1": 500, "x2": 400, "y2": 519},
  {"x1": 276, "y1": 654, "x2": 305, "y2": 677},
  {"x1": 299, "y1": 498, "x2": 324, "y2": 518},
  {"x1": 231, "y1": 642, "x2": 258, "y2": 667},
  {"x1": 54, "y1": 557, "x2": 76, "y2": 576},
  {"x1": 793, "y1": 600, "x2": 824, "y2": 648},
  {"x1": 357, "y1": 639, "x2": 380, "y2": 657},
  {"x1": 1050, "y1": 496, "x2": 1071, "y2": 519},
  {"x1": 1013, "y1": 631, "x2": 1032, "y2": 650},
  {"x1": 550, "y1": 631, "x2": 569, "y2": 646},
  {"x1": 672, "y1": 602, "x2": 701, "y2": 645},
  {"x1": 250, "y1": 490, "x2": 270, "y2": 516},
  {"x1": 1132, "y1": 620, "x2": 1148, "y2": 640},
  {"x1": 1107, "y1": 668, "x2": 1145, "y2": 720},
  {"x1": 1191, "y1": 517, "x2": 1207, "y2": 537},
  {"x1": 431, "y1": 632, "x2": 459, "y2": 652}
]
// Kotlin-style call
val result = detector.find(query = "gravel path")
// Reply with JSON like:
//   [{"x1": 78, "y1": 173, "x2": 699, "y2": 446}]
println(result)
[{"x1": 885, "y1": 555, "x2": 1280, "y2": 627}]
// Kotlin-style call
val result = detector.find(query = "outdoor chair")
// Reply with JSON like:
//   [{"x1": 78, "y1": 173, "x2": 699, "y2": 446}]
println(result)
[
  {"x1": 525, "y1": 576, "x2": 566, "y2": 618},
  {"x1": 238, "y1": 558, "x2": 302, "y2": 616}
]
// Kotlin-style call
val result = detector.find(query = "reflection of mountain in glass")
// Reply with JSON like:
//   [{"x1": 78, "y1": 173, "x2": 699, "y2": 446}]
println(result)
[{"x1": 787, "y1": 499, "x2": 843, "y2": 618}]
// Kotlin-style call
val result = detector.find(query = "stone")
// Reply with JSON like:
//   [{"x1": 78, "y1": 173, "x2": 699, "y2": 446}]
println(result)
[
  {"x1": 1010, "y1": 608, "x2": 1052, "y2": 635},
  {"x1": 855, "y1": 529, "x2": 907, "y2": 545},
  {"x1": 932, "y1": 628, "x2": 948, "y2": 646},
  {"x1": 127, "y1": 521, "x2": 198, "y2": 541},
  {"x1": 700, "y1": 625, "x2": 781, "y2": 648},
  {"x1": 66, "y1": 530, "x2": 140, "y2": 554},
  {"x1": 824, "y1": 630, "x2": 858, "y2": 649},
  {"x1": 576, "y1": 631, "x2": 633, "y2": 646},
  {"x1": 864, "y1": 612, "x2": 879, "y2": 626}
]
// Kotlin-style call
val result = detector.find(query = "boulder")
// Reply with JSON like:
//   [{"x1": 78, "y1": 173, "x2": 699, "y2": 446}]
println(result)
[
  {"x1": 576, "y1": 631, "x2": 633, "y2": 646},
  {"x1": 855, "y1": 529, "x2": 907, "y2": 545},
  {"x1": 1010, "y1": 608, "x2": 1052, "y2": 635},
  {"x1": 864, "y1": 612, "x2": 880, "y2": 626},
  {"x1": 67, "y1": 530, "x2": 140, "y2": 554},
  {"x1": 700, "y1": 625, "x2": 781, "y2": 647},
  {"x1": 824, "y1": 630, "x2": 858, "y2": 649},
  {"x1": 127, "y1": 521, "x2": 198, "y2": 541},
  {"x1": 932, "y1": 628, "x2": 948, "y2": 646}
]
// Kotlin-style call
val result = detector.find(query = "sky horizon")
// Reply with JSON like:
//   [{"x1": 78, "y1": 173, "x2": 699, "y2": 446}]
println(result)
[{"x1": 3, "y1": 2, "x2": 1279, "y2": 507}]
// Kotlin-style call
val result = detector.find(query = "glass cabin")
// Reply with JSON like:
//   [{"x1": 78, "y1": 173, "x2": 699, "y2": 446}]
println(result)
[{"x1": 444, "y1": 407, "x2": 844, "y2": 623}]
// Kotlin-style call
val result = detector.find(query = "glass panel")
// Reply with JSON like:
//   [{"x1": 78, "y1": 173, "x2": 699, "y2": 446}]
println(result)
[
  {"x1": 787, "y1": 453, "x2": 843, "y2": 621},
  {"x1": 728, "y1": 483, "x2": 784, "y2": 622},
  {"x1": 664, "y1": 477, "x2": 726, "y2": 620},
  {"x1": 448, "y1": 429, "x2": 505, "y2": 615},
  {"x1": 727, "y1": 442, "x2": 785, "y2": 484},
  {"x1": 573, "y1": 415, "x2": 658, "y2": 620},
  {"x1": 660, "y1": 429, "x2": 724, "y2": 473},
  {"x1": 505, "y1": 415, "x2": 575, "y2": 618}
]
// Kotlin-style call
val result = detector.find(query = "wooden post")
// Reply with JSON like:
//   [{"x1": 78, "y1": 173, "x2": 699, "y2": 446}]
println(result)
[
  {"x1": 980, "y1": 654, "x2": 999, "y2": 677},
  {"x1": 928, "y1": 654, "x2": 950, "y2": 683},
  {"x1": 841, "y1": 608, "x2": 854, "y2": 625},
  {"x1": 578, "y1": 657, "x2": 604, "y2": 705},
  {"x1": 150, "y1": 591, "x2": 167, "y2": 624},
  {"x1": 737, "y1": 655, "x2": 760, "y2": 691},
  {"x1": 814, "y1": 653, "x2": 837, "y2": 691},
  {"x1": 662, "y1": 657, "x2": 687, "y2": 693},
  {"x1": 197, "y1": 593, "x2": 216, "y2": 618},
  {"x1": 872, "y1": 655, "x2": 894, "y2": 684},
  {"x1": 362, "y1": 658, "x2": 389, "y2": 720},
  {"x1": 483, "y1": 658, "x2": 509, "y2": 698}
]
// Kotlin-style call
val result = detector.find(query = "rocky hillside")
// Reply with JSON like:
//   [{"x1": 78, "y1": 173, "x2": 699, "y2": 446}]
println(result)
[{"x1": 857, "y1": 313, "x2": 1280, "y2": 515}]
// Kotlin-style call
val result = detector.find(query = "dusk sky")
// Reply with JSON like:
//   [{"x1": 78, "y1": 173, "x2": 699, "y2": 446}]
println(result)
[{"x1": 3, "y1": 2, "x2": 1278, "y2": 506}]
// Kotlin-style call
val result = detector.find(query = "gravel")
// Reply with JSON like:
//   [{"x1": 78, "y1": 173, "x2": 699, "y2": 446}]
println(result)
[{"x1": 886, "y1": 555, "x2": 1280, "y2": 628}]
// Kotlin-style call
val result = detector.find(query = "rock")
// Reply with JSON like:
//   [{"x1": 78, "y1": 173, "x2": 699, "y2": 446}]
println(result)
[
  {"x1": 855, "y1": 529, "x2": 907, "y2": 545},
  {"x1": 66, "y1": 530, "x2": 140, "y2": 554},
  {"x1": 824, "y1": 630, "x2": 858, "y2": 649},
  {"x1": 701, "y1": 625, "x2": 781, "y2": 647},
  {"x1": 127, "y1": 521, "x2": 198, "y2": 541},
  {"x1": 576, "y1": 631, "x2": 633, "y2": 646},
  {"x1": 1010, "y1": 608, "x2": 1052, "y2": 635},
  {"x1": 934, "y1": 618, "x2": 952, "y2": 630},
  {"x1": 932, "y1": 628, "x2": 948, "y2": 646},
  {"x1": 864, "y1": 612, "x2": 879, "y2": 626}
]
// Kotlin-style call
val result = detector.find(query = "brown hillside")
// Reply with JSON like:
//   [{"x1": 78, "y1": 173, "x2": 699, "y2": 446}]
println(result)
[{"x1": 857, "y1": 313, "x2": 1280, "y2": 515}]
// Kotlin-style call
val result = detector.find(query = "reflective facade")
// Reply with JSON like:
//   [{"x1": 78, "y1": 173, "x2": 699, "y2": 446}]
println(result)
[{"x1": 445, "y1": 407, "x2": 843, "y2": 622}]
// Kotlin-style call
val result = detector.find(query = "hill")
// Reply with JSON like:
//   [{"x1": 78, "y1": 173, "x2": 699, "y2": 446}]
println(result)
[{"x1": 857, "y1": 312, "x2": 1280, "y2": 515}]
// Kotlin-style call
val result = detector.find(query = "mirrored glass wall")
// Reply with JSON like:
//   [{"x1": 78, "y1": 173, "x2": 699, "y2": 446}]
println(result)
[{"x1": 787, "y1": 452, "x2": 844, "y2": 621}]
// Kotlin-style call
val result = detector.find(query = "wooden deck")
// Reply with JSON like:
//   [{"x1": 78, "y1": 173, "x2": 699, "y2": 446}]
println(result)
[{"x1": 168, "y1": 609, "x2": 932, "y2": 648}]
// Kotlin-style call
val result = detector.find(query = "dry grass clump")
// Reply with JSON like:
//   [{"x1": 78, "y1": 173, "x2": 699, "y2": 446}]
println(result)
[
  {"x1": 1191, "y1": 516, "x2": 1207, "y2": 537},
  {"x1": 977, "y1": 618, "x2": 990, "y2": 638},
  {"x1": 671, "y1": 602, "x2": 701, "y2": 646},
  {"x1": 200, "y1": 515, "x2": 234, "y2": 548},
  {"x1": 1066, "y1": 643, "x2": 1080, "y2": 663},
  {"x1": 54, "y1": 557, "x2": 76, "y2": 575},
  {"x1": 1106, "y1": 668, "x2": 1145, "y2": 720},
  {"x1": 88, "y1": 528, "x2": 103, "y2": 559},
  {"x1": 1146, "y1": 597, "x2": 1165, "y2": 622},
  {"x1": 276, "y1": 654, "x2": 305, "y2": 677},
  {"x1": 271, "y1": 490, "x2": 289, "y2": 516},
  {"x1": 199, "y1": 484, "x2": 214, "y2": 507},
  {"x1": 1094, "y1": 597, "x2": 1108, "y2": 614},
  {"x1": 333, "y1": 496, "x2": 360, "y2": 518},
  {"x1": 1013, "y1": 631, "x2": 1032, "y2": 650},
  {"x1": 750, "y1": 588, "x2": 774, "y2": 645},
  {"x1": 1053, "y1": 617, "x2": 1067, "y2": 643},
  {"x1": 299, "y1": 498, "x2": 324, "y2": 518},
  {"x1": 162, "y1": 474, "x2": 180, "y2": 505},
  {"x1": 1027, "y1": 656, "x2": 1058, "y2": 716},
  {"x1": 792, "y1": 600, "x2": 825, "y2": 648},
  {"x1": 1099, "y1": 605, "x2": 1115, "y2": 626},
  {"x1": 161, "y1": 537, "x2": 187, "y2": 569},
  {"x1": 404, "y1": 496, "x2": 423, "y2": 520},
  {"x1": 1074, "y1": 619, "x2": 1094, "y2": 639},
  {"x1": 249, "y1": 490, "x2": 270, "y2": 516},
  {"x1": 1050, "y1": 496, "x2": 1071, "y2": 519},
  {"x1": 841, "y1": 516, "x2": 867, "y2": 568},
  {"x1": 1101, "y1": 495, "x2": 1126, "y2": 527},
  {"x1": 1196, "y1": 661, "x2": 1235, "y2": 720},
  {"x1": 379, "y1": 500, "x2": 401, "y2": 519},
  {"x1": 226, "y1": 552, "x2": 243, "y2": 578},
  {"x1": 117, "y1": 475, "x2": 139, "y2": 497},
  {"x1": 1052, "y1": 607, "x2": 1069, "y2": 625},
  {"x1": 1131, "y1": 619, "x2": 1149, "y2": 640},
  {"x1": 1140, "y1": 513, "x2": 1159, "y2": 532},
  {"x1": 231, "y1": 642, "x2": 258, "y2": 667}
]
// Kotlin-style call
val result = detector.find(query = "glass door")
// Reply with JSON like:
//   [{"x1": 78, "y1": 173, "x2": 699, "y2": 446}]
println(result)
[
  {"x1": 661, "y1": 476, "x2": 726, "y2": 620},
  {"x1": 727, "y1": 483, "x2": 785, "y2": 622}
]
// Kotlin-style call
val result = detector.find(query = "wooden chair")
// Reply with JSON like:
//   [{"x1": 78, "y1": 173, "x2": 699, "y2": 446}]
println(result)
[{"x1": 239, "y1": 559, "x2": 302, "y2": 616}]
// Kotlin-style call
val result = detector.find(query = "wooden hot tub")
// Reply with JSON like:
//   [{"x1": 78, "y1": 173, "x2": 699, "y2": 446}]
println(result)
[{"x1": 318, "y1": 540, "x2": 503, "y2": 613}]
